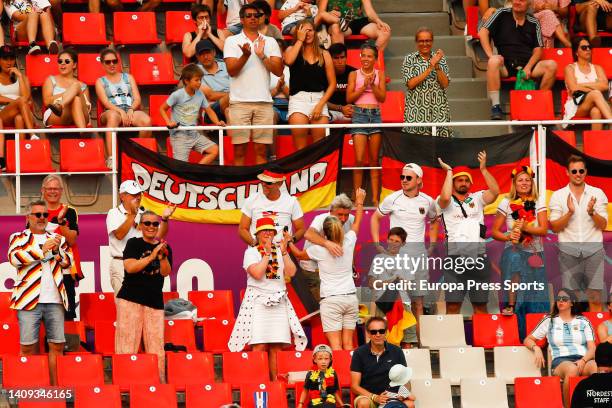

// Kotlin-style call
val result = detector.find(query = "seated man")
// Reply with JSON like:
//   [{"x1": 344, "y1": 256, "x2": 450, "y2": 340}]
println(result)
[
  {"x1": 196, "y1": 40, "x2": 230, "y2": 122},
  {"x1": 572, "y1": 0, "x2": 612, "y2": 46},
  {"x1": 327, "y1": 43, "x2": 356, "y2": 123},
  {"x1": 479, "y1": 0, "x2": 557, "y2": 120}
]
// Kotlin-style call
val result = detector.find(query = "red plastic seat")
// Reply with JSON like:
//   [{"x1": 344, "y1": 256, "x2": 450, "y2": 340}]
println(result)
[
  {"x1": 276, "y1": 350, "x2": 312, "y2": 385},
  {"x1": 130, "y1": 384, "x2": 177, "y2": 408},
  {"x1": 63, "y1": 321, "x2": 88, "y2": 352},
  {"x1": 0, "y1": 321, "x2": 21, "y2": 355},
  {"x1": 188, "y1": 290, "x2": 235, "y2": 321},
  {"x1": 148, "y1": 94, "x2": 170, "y2": 127},
  {"x1": 552, "y1": 130, "x2": 577, "y2": 147},
  {"x1": 113, "y1": 12, "x2": 160, "y2": 45},
  {"x1": 591, "y1": 48, "x2": 612, "y2": 79},
  {"x1": 201, "y1": 318, "x2": 235, "y2": 353},
  {"x1": 222, "y1": 136, "x2": 257, "y2": 165},
  {"x1": 582, "y1": 311, "x2": 610, "y2": 343},
  {"x1": 276, "y1": 135, "x2": 298, "y2": 159},
  {"x1": 514, "y1": 376, "x2": 563, "y2": 408},
  {"x1": 80, "y1": 292, "x2": 116, "y2": 328},
  {"x1": 57, "y1": 354, "x2": 104, "y2": 387},
  {"x1": 59, "y1": 139, "x2": 108, "y2": 172},
  {"x1": 347, "y1": 48, "x2": 385, "y2": 71},
  {"x1": 472, "y1": 314, "x2": 521, "y2": 348},
  {"x1": 166, "y1": 11, "x2": 194, "y2": 44},
  {"x1": 129, "y1": 53, "x2": 177, "y2": 85},
  {"x1": 381, "y1": 90, "x2": 405, "y2": 123},
  {"x1": 93, "y1": 321, "x2": 116, "y2": 356},
  {"x1": 132, "y1": 137, "x2": 159, "y2": 152},
  {"x1": 112, "y1": 353, "x2": 160, "y2": 392},
  {"x1": 6, "y1": 139, "x2": 55, "y2": 174},
  {"x1": 583, "y1": 130, "x2": 612, "y2": 160},
  {"x1": 568, "y1": 375, "x2": 588, "y2": 402},
  {"x1": 466, "y1": 6, "x2": 480, "y2": 39},
  {"x1": 222, "y1": 351, "x2": 269, "y2": 387},
  {"x1": 331, "y1": 350, "x2": 354, "y2": 387},
  {"x1": 63, "y1": 13, "x2": 108, "y2": 46},
  {"x1": 25, "y1": 54, "x2": 58, "y2": 87},
  {"x1": 240, "y1": 382, "x2": 288, "y2": 408},
  {"x1": 185, "y1": 383, "x2": 233, "y2": 408},
  {"x1": 2, "y1": 355, "x2": 50, "y2": 387},
  {"x1": 164, "y1": 319, "x2": 197, "y2": 352},
  {"x1": 167, "y1": 352, "x2": 215, "y2": 391},
  {"x1": 525, "y1": 313, "x2": 548, "y2": 348},
  {"x1": 77, "y1": 54, "x2": 122, "y2": 86},
  {"x1": 163, "y1": 291, "x2": 179, "y2": 303},
  {"x1": 509, "y1": 90, "x2": 555, "y2": 120},
  {"x1": 341, "y1": 134, "x2": 370, "y2": 167},
  {"x1": 0, "y1": 292, "x2": 17, "y2": 322},
  {"x1": 74, "y1": 385, "x2": 121, "y2": 408},
  {"x1": 270, "y1": 9, "x2": 282, "y2": 29},
  {"x1": 541, "y1": 48, "x2": 572, "y2": 80}
]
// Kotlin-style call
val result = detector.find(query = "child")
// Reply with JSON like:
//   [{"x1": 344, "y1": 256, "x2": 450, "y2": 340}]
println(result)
[
  {"x1": 278, "y1": 0, "x2": 339, "y2": 36},
  {"x1": 298, "y1": 344, "x2": 345, "y2": 408},
  {"x1": 597, "y1": 299, "x2": 612, "y2": 343},
  {"x1": 160, "y1": 63, "x2": 224, "y2": 164},
  {"x1": 379, "y1": 364, "x2": 413, "y2": 408}
]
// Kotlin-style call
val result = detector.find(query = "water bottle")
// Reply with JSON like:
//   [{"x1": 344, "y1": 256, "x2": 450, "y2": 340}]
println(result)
[
  {"x1": 152, "y1": 65, "x2": 160, "y2": 81},
  {"x1": 495, "y1": 325, "x2": 504, "y2": 345}
]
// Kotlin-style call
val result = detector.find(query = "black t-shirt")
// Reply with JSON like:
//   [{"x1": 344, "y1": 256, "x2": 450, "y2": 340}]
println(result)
[
  {"x1": 118, "y1": 237, "x2": 173, "y2": 310},
  {"x1": 329, "y1": 65, "x2": 357, "y2": 106},
  {"x1": 482, "y1": 8, "x2": 543, "y2": 65},
  {"x1": 570, "y1": 373, "x2": 612, "y2": 408},
  {"x1": 289, "y1": 53, "x2": 328, "y2": 95},
  {"x1": 350, "y1": 342, "x2": 407, "y2": 395}
]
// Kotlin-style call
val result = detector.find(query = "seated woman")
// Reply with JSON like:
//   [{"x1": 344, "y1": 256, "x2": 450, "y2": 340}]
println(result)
[
  {"x1": 563, "y1": 37, "x2": 612, "y2": 131},
  {"x1": 42, "y1": 48, "x2": 91, "y2": 129},
  {"x1": 5, "y1": 0, "x2": 60, "y2": 55},
  {"x1": 533, "y1": 0, "x2": 571, "y2": 48},
  {"x1": 182, "y1": 4, "x2": 225, "y2": 63},
  {"x1": 95, "y1": 48, "x2": 152, "y2": 165},
  {"x1": 597, "y1": 299, "x2": 612, "y2": 343}
]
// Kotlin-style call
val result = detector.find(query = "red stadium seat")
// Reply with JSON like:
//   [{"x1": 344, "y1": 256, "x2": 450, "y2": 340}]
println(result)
[
  {"x1": 0, "y1": 321, "x2": 21, "y2": 355},
  {"x1": 591, "y1": 48, "x2": 612, "y2": 79},
  {"x1": 270, "y1": 9, "x2": 282, "y2": 29},
  {"x1": 216, "y1": 9, "x2": 227, "y2": 30},
  {"x1": 167, "y1": 352, "x2": 215, "y2": 391},
  {"x1": 240, "y1": 382, "x2": 288, "y2": 408},
  {"x1": 472, "y1": 314, "x2": 521, "y2": 348},
  {"x1": 332, "y1": 350, "x2": 353, "y2": 387},
  {"x1": 80, "y1": 292, "x2": 116, "y2": 328},
  {"x1": 509, "y1": 90, "x2": 555, "y2": 121},
  {"x1": 552, "y1": 130, "x2": 577, "y2": 147},
  {"x1": 276, "y1": 350, "x2": 313, "y2": 385},
  {"x1": 0, "y1": 292, "x2": 17, "y2": 322},
  {"x1": 63, "y1": 321, "x2": 88, "y2": 352},
  {"x1": 525, "y1": 313, "x2": 548, "y2": 348},
  {"x1": 202, "y1": 318, "x2": 235, "y2": 353},
  {"x1": 164, "y1": 319, "x2": 197, "y2": 352},
  {"x1": 132, "y1": 137, "x2": 159, "y2": 152},
  {"x1": 57, "y1": 354, "x2": 104, "y2": 387},
  {"x1": 74, "y1": 385, "x2": 121, "y2": 408},
  {"x1": 163, "y1": 291, "x2": 179, "y2": 303},
  {"x1": 188, "y1": 290, "x2": 235, "y2": 321},
  {"x1": 347, "y1": 48, "x2": 385, "y2": 71},
  {"x1": 129, "y1": 53, "x2": 177, "y2": 85},
  {"x1": 222, "y1": 351, "x2": 270, "y2": 387},
  {"x1": 130, "y1": 384, "x2": 177, "y2": 408},
  {"x1": 568, "y1": 375, "x2": 588, "y2": 402},
  {"x1": 112, "y1": 354, "x2": 160, "y2": 392},
  {"x1": 541, "y1": 48, "x2": 572, "y2": 80},
  {"x1": 2, "y1": 355, "x2": 50, "y2": 387},
  {"x1": 275, "y1": 135, "x2": 304, "y2": 159},
  {"x1": 63, "y1": 13, "x2": 108, "y2": 46},
  {"x1": 514, "y1": 376, "x2": 563, "y2": 408},
  {"x1": 466, "y1": 6, "x2": 480, "y2": 39},
  {"x1": 381, "y1": 91, "x2": 405, "y2": 123},
  {"x1": 148, "y1": 94, "x2": 170, "y2": 127},
  {"x1": 583, "y1": 130, "x2": 612, "y2": 160},
  {"x1": 25, "y1": 55, "x2": 58, "y2": 87},
  {"x1": 341, "y1": 134, "x2": 370, "y2": 167},
  {"x1": 6, "y1": 139, "x2": 55, "y2": 174},
  {"x1": 166, "y1": 11, "x2": 194, "y2": 44},
  {"x1": 582, "y1": 311, "x2": 610, "y2": 343},
  {"x1": 113, "y1": 12, "x2": 160, "y2": 45},
  {"x1": 93, "y1": 321, "x2": 116, "y2": 356},
  {"x1": 222, "y1": 136, "x2": 256, "y2": 165},
  {"x1": 185, "y1": 383, "x2": 233, "y2": 408},
  {"x1": 59, "y1": 139, "x2": 108, "y2": 172},
  {"x1": 77, "y1": 54, "x2": 122, "y2": 86}
]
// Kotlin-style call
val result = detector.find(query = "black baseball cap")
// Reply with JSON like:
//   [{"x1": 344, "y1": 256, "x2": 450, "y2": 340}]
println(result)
[
  {"x1": 0, "y1": 45, "x2": 16, "y2": 59},
  {"x1": 195, "y1": 40, "x2": 215, "y2": 55}
]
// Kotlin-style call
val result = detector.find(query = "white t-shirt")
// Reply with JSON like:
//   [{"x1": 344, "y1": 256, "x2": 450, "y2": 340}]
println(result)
[
  {"x1": 306, "y1": 230, "x2": 357, "y2": 298},
  {"x1": 437, "y1": 191, "x2": 486, "y2": 255},
  {"x1": 243, "y1": 245, "x2": 286, "y2": 292},
  {"x1": 497, "y1": 196, "x2": 546, "y2": 252},
  {"x1": 225, "y1": 0, "x2": 247, "y2": 28},
  {"x1": 34, "y1": 234, "x2": 62, "y2": 304},
  {"x1": 301, "y1": 212, "x2": 355, "y2": 271},
  {"x1": 224, "y1": 31, "x2": 282, "y2": 103},
  {"x1": 270, "y1": 65, "x2": 291, "y2": 99},
  {"x1": 280, "y1": 0, "x2": 319, "y2": 30},
  {"x1": 377, "y1": 190, "x2": 437, "y2": 243},
  {"x1": 106, "y1": 204, "x2": 143, "y2": 258},
  {"x1": 241, "y1": 189, "x2": 304, "y2": 242}
]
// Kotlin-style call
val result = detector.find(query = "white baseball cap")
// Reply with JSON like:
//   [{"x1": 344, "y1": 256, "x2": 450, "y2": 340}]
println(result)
[
  {"x1": 119, "y1": 180, "x2": 142, "y2": 195},
  {"x1": 402, "y1": 163, "x2": 423, "y2": 178},
  {"x1": 388, "y1": 364, "x2": 412, "y2": 387}
]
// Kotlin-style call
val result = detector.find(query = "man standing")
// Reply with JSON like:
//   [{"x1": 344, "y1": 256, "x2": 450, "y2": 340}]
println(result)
[
  {"x1": 437, "y1": 151, "x2": 499, "y2": 314},
  {"x1": 224, "y1": 3, "x2": 284, "y2": 165},
  {"x1": 571, "y1": 342, "x2": 612, "y2": 408},
  {"x1": 196, "y1": 39, "x2": 230, "y2": 122},
  {"x1": 326, "y1": 43, "x2": 356, "y2": 123},
  {"x1": 549, "y1": 155, "x2": 608, "y2": 312},
  {"x1": 8, "y1": 200, "x2": 73, "y2": 385}
]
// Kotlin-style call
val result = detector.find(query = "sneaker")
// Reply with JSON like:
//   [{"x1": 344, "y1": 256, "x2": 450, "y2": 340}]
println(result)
[
  {"x1": 28, "y1": 43, "x2": 41, "y2": 55},
  {"x1": 48, "y1": 40, "x2": 59, "y2": 55},
  {"x1": 490, "y1": 104, "x2": 503, "y2": 120}
]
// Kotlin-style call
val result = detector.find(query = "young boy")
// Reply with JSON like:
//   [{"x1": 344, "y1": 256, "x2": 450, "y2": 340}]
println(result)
[
  {"x1": 298, "y1": 344, "x2": 345, "y2": 408},
  {"x1": 160, "y1": 63, "x2": 224, "y2": 164}
]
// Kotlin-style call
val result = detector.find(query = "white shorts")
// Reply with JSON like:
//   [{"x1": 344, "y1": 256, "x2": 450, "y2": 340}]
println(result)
[
  {"x1": 320, "y1": 294, "x2": 359, "y2": 332},
  {"x1": 288, "y1": 91, "x2": 329, "y2": 119}
]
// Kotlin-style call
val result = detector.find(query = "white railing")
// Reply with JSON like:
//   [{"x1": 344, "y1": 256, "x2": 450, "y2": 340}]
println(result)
[{"x1": 2, "y1": 118, "x2": 610, "y2": 214}]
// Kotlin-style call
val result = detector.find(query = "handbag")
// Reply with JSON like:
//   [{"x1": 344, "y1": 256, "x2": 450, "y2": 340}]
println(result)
[
  {"x1": 514, "y1": 69, "x2": 536, "y2": 90},
  {"x1": 572, "y1": 90, "x2": 587, "y2": 105}
]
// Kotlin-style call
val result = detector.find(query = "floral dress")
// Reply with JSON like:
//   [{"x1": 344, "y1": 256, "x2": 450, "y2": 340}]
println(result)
[
  {"x1": 533, "y1": 0, "x2": 570, "y2": 48},
  {"x1": 401, "y1": 51, "x2": 452, "y2": 137}
]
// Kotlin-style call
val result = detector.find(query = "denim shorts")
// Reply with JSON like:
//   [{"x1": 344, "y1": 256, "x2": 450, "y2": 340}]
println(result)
[
  {"x1": 350, "y1": 106, "x2": 382, "y2": 135},
  {"x1": 17, "y1": 303, "x2": 65, "y2": 345},
  {"x1": 551, "y1": 354, "x2": 583, "y2": 371},
  {"x1": 228, "y1": 24, "x2": 243, "y2": 35}
]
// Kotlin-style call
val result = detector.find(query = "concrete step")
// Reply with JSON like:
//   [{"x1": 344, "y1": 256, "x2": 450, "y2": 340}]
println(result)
[
  {"x1": 377, "y1": 0, "x2": 444, "y2": 13},
  {"x1": 449, "y1": 98, "x2": 492, "y2": 121},
  {"x1": 385, "y1": 35, "x2": 466, "y2": 58},
  {"x1": 447, "y1": 78, "x2": 487, "y2": 99},
  {"x1": 383, "y1": 55, "x2": 473, "y2": 81},
  {"x1": 380, "y1": 12, "x2": 451, "y2": 37}
]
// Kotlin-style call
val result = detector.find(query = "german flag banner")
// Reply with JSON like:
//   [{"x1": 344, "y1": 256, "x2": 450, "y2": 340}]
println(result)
[{"x1": 119, "y1": 135, "x2": 342, "y2": 224}]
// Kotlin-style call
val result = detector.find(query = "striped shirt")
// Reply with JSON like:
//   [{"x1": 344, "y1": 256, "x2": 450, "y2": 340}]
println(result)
[{"x1": 531, "y1": 316, "x2": 595, "y2": 359}]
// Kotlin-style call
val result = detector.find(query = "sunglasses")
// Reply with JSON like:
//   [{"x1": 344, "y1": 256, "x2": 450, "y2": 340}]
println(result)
[
  {"x1": 58, "y1": 59, "x2": 72, "y2": 65},
  {"x1": 30, "y1": 212, "x2": 49, "y2": 219},
  {"x1": 556, "y1": 295, "x2": 571, "y2": 302},
  {"x1": 570, "y1": 169, "x2": 585, "y2": 174},
  {"x1": 263, "y1": 181, "x2": 276, "y2": 186},
  {"x1": 103, "y1": 59, "x2": 119, "y2": 65},
  {"x1": 368, "y1": 329, "x2": 386, "y2": 335},
  {"x1": 243, "y1": 12, "x2": 263, "y2": 18},
  {"x1": 580, "y1": 45, "x2": 591, "y2": 51},
  {"x1": 141, "y1": 221, "x2": 160, "y2": 227},
  {"x1": 399, "y1": 175, "x2": 413, "y2": 181}
]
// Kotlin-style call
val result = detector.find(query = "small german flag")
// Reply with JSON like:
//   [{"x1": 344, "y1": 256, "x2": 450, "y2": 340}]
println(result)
[{"x1": 386, "y1": 299, "x2": 416, "y2": 346}]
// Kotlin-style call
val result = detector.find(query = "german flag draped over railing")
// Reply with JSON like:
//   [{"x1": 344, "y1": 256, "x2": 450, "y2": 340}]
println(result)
[{"x1": 119, "y1": 135, "x2": 343, "y2": 224}]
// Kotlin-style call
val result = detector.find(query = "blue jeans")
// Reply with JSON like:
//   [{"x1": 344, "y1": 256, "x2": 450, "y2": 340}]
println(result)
[{"x1": 17, "y1": 303, "x2": 65, "y2": 345}]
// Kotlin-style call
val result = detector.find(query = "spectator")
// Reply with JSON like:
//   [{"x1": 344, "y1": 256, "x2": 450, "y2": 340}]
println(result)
[
  {"x1": 8, "y1": 200, "x2": 73, "y2": 385},
  {"x1": 320, "y1": 0, "x2": 391, "y2": 52},
  {"x1": 42, "y1": 48, "x2": 91, "y2": 129},
  {"x1": 222, "y1": 0, "x2": 274, "y2": 36},
  {"x1": 464, "y1": 0, "x2": 508, "y2": 20},
  {"x1": 402, "y1": 27, "x2": 452, "y2": 137},
  {"x1": 437, "y1": 152, "x2": 499, "y2": 316},
  {"x1": 223, "y1": 3, "x2": 283, "y2": 165},
  {"x1": 228, "y1": 216, "x2": 307, "y2": 381},
  {"x1": 491, "y1": 165, "x2": 549, "y2": 337},
  {"x1": 571, "y1": 0, "x2": 612, "y2": 46},
  {"x1": 524, "y1": 288, "x2": 597, "y2": 406},
  {"x1": 159, "y1": 63, "x2": 223, "y2": 164},
  {"x1": 289, "y1": 189, "x2": 366, "y2": 350},
  {"x1": 596, "y1": 299, "x2": 612, "y2": 342},
  {"x1": 381, "y1": 364, "x2": 413, "y2": 408},
  {"x1": 253, "y1": 0, "x2": 282, "y2": 39},
  {"x1": 115, "y1": 211, "x2": 172, "y2": 383},
  {"x1": 195, "y1": 39, "x2": 230, "y2": 123},
  {"x1": 297, "y1": 344, "x2": 345, "y2": 408},
  {"x1": 279, "y1": 0, "x2": 339, "y2": 36},
  {"x1": 549, "y1": 155, "x2": 608, "y2": 312},
  {"x1": 284, "y1": 19, "x2": 336, "y2": 150},
  {"x1": 571, "y1": 342, "x2": 612, "y2": 408},
  {"x1": 270, "y1": 39, "x2": 290, "y2": 125},
  {"x1": 95, "y1": 48, "x2": 152, "y2": 165},
  {"x1": 105, "y1": 0, "x2": 160, "y2": 11},
  {"x1": 346, "y1": 42, "x2": 386, "y2": 206},
  {"x1": 302, "y1": 193, "x2": 355, "y2": 303},
  {"x1": 533, "y1": 0, "x2": 572, "y2": 48},
  {"x1": 239, "y1": 168, "x2": 305, "y2": 245},
  {"x1": 6, "y1": 0, "x2": 59, "y2": 55},
  {"x1": 563, "y1": 37, "x2": 612, "y2": 130},
  {"x1": 327, "y1": 43, "x2": 356, "y2": 123},
  {"x1": 479, "y1": 0, "x2": 557, "y2": 120},
  {"x1": 350, "y1": 317, "x2": 416, "y2": 408},
  {"x1": 39, "y1": 175, "x2": 82, "y2": 321},
  {"x1": 182, "y1": 4, "x2": 225, "y2": 63},
  {"x1": 370, "y1": 163, "x2": 438, "y2": 337}
]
